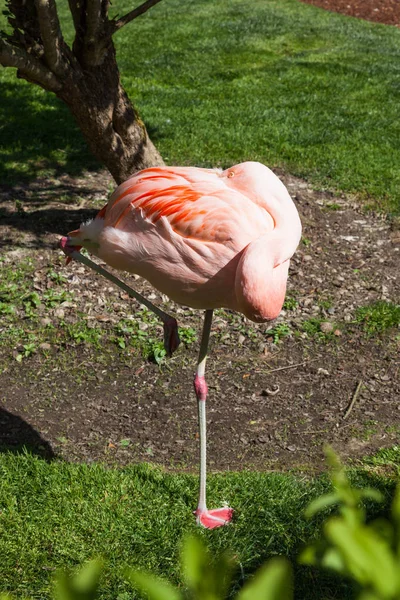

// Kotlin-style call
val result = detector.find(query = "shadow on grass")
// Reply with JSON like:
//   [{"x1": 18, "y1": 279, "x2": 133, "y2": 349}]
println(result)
[
  {"x1": 0, "y1": 407, "x2": 55, "y2": 460},
  {"x1": 0, "y1": 80, "x2": 101, "y2": 185}
]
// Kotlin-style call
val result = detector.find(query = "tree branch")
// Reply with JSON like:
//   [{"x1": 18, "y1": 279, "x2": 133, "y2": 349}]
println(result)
[
  {"x1": 0, "y1": 38, "x2": 62, "y2": 91},
  {"x1": 86, "y1": 0, "x2": 103, "y2": 43},
  {"x1": 67, "y1": 0, "x2": 84, "y2": 35},
  {"x1": 34, "y1": 0, "x2": 68, "y2": 76},
  {"x1": 110, "y1": 0, "x2": 163, "y2": 34},
  {"x1": 82, "y1": 0, "x2": 113, "y2": 66}
]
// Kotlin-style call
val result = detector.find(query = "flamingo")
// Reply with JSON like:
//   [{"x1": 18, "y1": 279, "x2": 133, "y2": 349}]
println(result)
[{"x1": 60, "y1": 161, "x2": 302, "y2": 529}]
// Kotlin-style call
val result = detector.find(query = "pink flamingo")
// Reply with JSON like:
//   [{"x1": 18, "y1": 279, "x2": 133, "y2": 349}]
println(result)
[{"x1": 60, "y1": 161, "x2": 301, "y2": 529}]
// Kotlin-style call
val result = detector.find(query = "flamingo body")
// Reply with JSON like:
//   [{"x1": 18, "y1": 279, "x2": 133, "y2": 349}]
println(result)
[
  {"x1": 64, "y1": 161, "x2": 302, "y2": 528},
  {"x1": 73, "y1": 162, "x2": 301, "y2": 322}
]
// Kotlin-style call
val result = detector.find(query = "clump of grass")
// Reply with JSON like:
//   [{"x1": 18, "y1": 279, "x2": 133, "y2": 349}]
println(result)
[
  {"x1": 267, "y1": 322, "x2": 291, "y2": 344},
  {"x1": 363, "y1": 446, "x2": 400, "y2": 469},
  {"x1": 283, "y1": 295, "x2": 299, "y2": 311},
  {"x1": 355, "y1": 301, "x2": 400, "y2": 335},
  {"x1": 323, "y1": 202, "x2": 342, "y2": 211},
  {"x1": 65, "y1": 322, "x2": 103, "y2": 347},
  {"x1": 301, "y1": 318, "x2": 337, "y2": 341}
]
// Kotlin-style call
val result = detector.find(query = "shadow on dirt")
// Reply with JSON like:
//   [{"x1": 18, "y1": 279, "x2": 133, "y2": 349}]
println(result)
[
  {"x1": 0, "y1": 407, "x2": 55, "y2": 460},
  {"x1": 0, "y1": 205, "x2": 98, "y2": 249}
]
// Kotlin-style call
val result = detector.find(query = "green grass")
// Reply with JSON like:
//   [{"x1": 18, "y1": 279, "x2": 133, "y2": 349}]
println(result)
[
  {"x1": 355, "y1": 301, "x2": 400, "y2": 335},
  {"x1": 0, "y1": 452, "x2": 396, "y2": 599},
  {"x1": 363, "y1": 446, "x2": 400, "y2": 469},
  {"x1": 1, "y1": 0, "x2": 400, "y2": 212}
]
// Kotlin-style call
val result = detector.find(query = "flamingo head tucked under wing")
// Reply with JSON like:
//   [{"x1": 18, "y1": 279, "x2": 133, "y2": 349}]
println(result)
[{"x1": 59, "y1": 225, "x2": 101, "y2": 264}]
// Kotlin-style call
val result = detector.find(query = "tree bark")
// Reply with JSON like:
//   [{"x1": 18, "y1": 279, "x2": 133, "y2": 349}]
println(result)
[
  {"x1": 1, "y1": 0, "x2": 164, "y2": 184},
  {"x1": 56, "y1": 44, "x2": 164, "y2": 184}
]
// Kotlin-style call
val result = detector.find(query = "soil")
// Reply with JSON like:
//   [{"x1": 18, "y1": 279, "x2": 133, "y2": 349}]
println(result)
[
  {"x1": 1, "y1": 165, "x2": 399, "y2": 473},
  {"x1": 0, "y1": 1, "x2": 399, "y2": 473},
  {"x1": 300, "y1": 0, "x2": 400, "y2": 27}
]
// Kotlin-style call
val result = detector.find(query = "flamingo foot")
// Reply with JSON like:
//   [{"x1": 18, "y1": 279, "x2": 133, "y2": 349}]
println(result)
[
  {"x1": 163, "y1": 317, "x2": 180, "y2": 356},
  {"x1": 194, "y1": 507, "x2": 234, "y2": 529}
]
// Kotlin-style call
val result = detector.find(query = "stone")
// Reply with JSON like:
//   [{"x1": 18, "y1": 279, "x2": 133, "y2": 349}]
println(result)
[{"x1": 320, "y1": 321, "x2": 334, "y2": 333}]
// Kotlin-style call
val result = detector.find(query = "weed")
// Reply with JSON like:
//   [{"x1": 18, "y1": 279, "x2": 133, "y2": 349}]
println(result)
[
  {"x1": 116, "y1": 336, "x2": 126, "y2": 349},
  {"x1": 14, "y1": 199, "x2": 25, "y2": 215},
  {"x1": 43, "y1": 289, "x2": 71, "y2": 308},
  {"x1": 283, "y1": 296, "x2": 299, "y2": 311},
  {"x1": 267, "y1": 323, "x2": 291, "y2": 344},
  {"x1": 301, "y1": 318, "x2": 336, "y2": 341},
  {"x1": 47, "y1": 269, "x2": 67, "y2": 285},
  {"x1": 148, "y1": 341, "x2": 167, "y2": 365},
  {"x1": 317, "y1": 297, "x2": 333, "y2": 311},
  {"x1": 15, "y1": 342, "x2": 37, "y2": 362},
  {"x1": 323, "y1": 202, "x2": 341, "y2": 211},
  {"x1": 0, "y1": 301, "x2": 15, "y2": 316},
  {"x1": 355, "y1": 301, "x2": 400, "y2": 335},
  {"x1": 66, "y1": 323, "x2": 102, "y2": 346},
  {"x1": 301, "y1": 236, "x2": 312, "y2": 247},
  {"x1": 178, "y1": 326, "x2": 197, "y2": 346}
]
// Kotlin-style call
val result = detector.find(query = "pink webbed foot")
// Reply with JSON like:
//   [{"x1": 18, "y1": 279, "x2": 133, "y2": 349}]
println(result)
[
  {"x1": 163, "y1": 317, "x2": 180, "y2": 356},
  {"x1": 194, "y1": 507, "x2": 234, "y2": 530}
]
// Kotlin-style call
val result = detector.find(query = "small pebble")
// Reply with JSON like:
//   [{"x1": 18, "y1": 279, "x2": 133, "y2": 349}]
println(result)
[
  {"x1": 318, "y1": 368, "x2": 330, "y2": 376},
  {"x1": 320, "y1": 321, "x2": 334, "y2": 333}
]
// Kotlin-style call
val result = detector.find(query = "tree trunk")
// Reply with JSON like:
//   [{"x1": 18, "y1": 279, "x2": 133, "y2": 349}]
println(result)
[
  {"x1": 57, "y1": 45, "x2": 164, "y2": 184},
  {"x1": 0, "y1": 0, "x2": 165, "y2": 184}
]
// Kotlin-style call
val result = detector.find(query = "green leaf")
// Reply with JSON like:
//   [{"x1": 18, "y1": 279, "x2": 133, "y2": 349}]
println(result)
[
  {"x1": 325, "y1": 518, "x2": 399, "y2": 597},
  {"x1": 298, "y1": 545, "x2": 318, "y2": 566},
  {"x1": 182, "y1": 535, "x2": 210, "y2": 591},
  {"x1": 392, "y1": 484, "x2": 400, "y2": 562},
  {"x1": 55, "y1": 559, "x2": 103, "y2": 600},
  {"x1": 237, "y1": 558, "x2": 293, "y2": 600},
  {"x1": 212, "y1": 549, "x2": 235, "y2": 598},
  {"x1": 357, "y1": 592, "x2": 382, "y2": 600},
  {"x1": 304, "y1": 493, "x2": 339, "y2": 518},
  {"x1": 320, "y1": 547, "x2": 346, "y2": 574},
  {"x1": 126, "y1": 570, "x2": 182, "y2": 600},
  {"x1": 359, "y1": 488, "x2": 384, "y2": 504},
  {"x1": 391, "y1": 484, "x2": 400, "y2": 528},
  {"x1": 181, "y1": 535, "x2": 233, "y2": 599}
]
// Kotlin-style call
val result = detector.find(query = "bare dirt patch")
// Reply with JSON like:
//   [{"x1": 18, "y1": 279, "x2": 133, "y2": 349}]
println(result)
[
  {"x1": 1, "y1": 170, "x2": 399, "y2": 472},
  {"x1": 300, "y1": 0, "x2": 400, "y2": 27}
]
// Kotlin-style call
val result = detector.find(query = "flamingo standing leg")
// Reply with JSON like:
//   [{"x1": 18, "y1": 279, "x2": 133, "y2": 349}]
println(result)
[
  {"x1": 59, "y1": 238, "x2": 180, "y2": 355},
  {"x1": 194, "y1": 309, "x2": 233, "y2": 529}
]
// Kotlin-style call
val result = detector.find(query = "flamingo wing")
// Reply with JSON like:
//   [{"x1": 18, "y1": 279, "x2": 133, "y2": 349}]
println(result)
[{"x1": 102, "y1": 167, "x2": 273, "y2": 248}]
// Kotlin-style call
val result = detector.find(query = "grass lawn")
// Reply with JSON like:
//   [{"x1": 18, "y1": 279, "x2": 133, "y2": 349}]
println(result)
[
  {"x1": 0, "y1": 0, "x2": 399, "y2": 212},
  {"x1": 0, "y1": 451, "x2": 397, "y2": 599}
]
